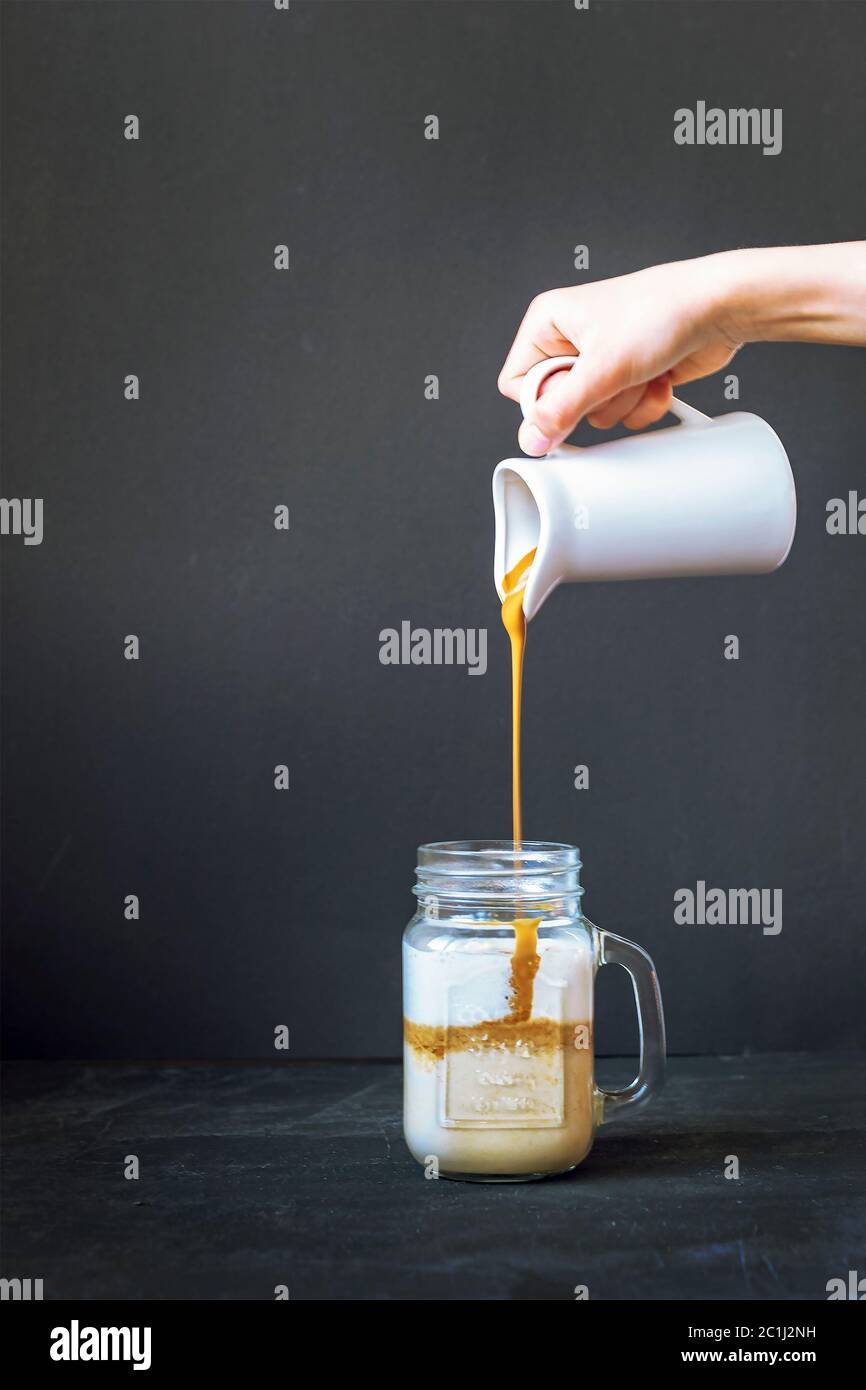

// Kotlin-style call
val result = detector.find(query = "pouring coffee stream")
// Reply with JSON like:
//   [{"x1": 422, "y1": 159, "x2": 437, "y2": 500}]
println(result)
[
  {"x1": 500, "y1": 545, "x2": 536, "y2": 847},
  {"x1": 499, "y1": 546, "x2": 540, "y2": 1021}
]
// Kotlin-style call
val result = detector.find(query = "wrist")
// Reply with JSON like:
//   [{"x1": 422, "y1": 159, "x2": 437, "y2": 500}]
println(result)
[
  {"x1": 700, "y1": 243, "x2": 866, "y2": 347},
  {"x1": 698, "y1": 248, "x2": 771, "y2": 347}
]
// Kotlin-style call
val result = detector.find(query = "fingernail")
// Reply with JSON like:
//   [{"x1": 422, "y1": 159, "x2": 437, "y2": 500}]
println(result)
[{"x1": 520, "y1": 423, "x2": 552, "y2": 456}]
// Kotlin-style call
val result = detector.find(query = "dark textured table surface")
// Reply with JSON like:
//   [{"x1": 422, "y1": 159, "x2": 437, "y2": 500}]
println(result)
[{"x1": 2, "y1": 1054, "x2": 863, "y2": 1301}]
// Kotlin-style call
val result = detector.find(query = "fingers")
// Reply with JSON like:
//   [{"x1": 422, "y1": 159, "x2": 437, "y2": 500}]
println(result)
[
  {"x1": 518, "y1": 372, "x2": 674, "y2": 454},
  {"x1": 586, "y1": 385, "x2": 645, "y2": 429},
  {"x1": 497, "y1": 293, "x2": 574, "y2": 403},
  {"x1": 516, "y1": 366, "x2": 570, "y2": 454},
  {"x1": 621, "y1": 374, "x2": 673, "y2": 429},
  {"x1": 500, "y1": 288, "x2": 678, "y2": 454},
  {"x1": 518, "y1": 356, "x2": 622, "y2": 455},
  {"x1": 584, "y1": 375, "x2": 673, "y2": 432}
]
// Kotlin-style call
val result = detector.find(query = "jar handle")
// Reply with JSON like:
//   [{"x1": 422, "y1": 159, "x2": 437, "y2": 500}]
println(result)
[
  {"x1": 519, "y1": 353, "x2": 712, "y2": 430},
  {"x1": 593, "y1": 927, "x2": 666, "y2": 1123}
]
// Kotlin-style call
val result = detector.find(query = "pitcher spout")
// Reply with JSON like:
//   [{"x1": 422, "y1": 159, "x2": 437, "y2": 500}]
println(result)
[{"x1": 492, "y1": 446, "x2": 579, "y2": 622}]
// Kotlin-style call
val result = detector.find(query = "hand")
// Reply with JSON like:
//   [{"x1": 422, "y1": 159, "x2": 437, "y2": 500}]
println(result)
[{"x1": 498, "y1": 258, "x2": 741, "y2": 455}]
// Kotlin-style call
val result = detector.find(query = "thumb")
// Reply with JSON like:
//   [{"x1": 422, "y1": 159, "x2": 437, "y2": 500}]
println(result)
[{"x1": 518, "y1": 357, "x2": 623, "y2": 455}]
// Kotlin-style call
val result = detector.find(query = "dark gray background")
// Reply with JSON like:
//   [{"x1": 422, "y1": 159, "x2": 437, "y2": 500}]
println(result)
[{"x1": 3, "y1": 0, "x2": 865, "y2": 1060}]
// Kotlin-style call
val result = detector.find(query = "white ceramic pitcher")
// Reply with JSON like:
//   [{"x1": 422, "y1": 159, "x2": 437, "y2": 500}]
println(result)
[{"x1": 493, "y1": 354, "x2": 797, "y2": 621}]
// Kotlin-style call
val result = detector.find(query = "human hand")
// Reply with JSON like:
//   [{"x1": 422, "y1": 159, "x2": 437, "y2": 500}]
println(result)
[{"x1": 498, "y1": 257, "x2": 741, "y2": 455}]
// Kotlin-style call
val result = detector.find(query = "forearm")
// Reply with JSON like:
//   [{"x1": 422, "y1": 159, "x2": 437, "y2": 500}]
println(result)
[{"x1": 707, "y1": 242, "x2": 866, "y2": 347}]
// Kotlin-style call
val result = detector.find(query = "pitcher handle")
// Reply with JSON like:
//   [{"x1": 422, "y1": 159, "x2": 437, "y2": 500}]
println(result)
[
  {"x1": 593, "y1": 926, "x2": 666, "y2": 1123},
  {"x1": 519, "y1": 353, "x2": 712, "y2": 431},
  {"x1": 667, "y1": 397, "x2": 713, "y2": 428}
]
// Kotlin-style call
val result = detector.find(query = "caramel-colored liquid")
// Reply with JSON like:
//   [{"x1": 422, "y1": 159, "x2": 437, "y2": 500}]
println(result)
[
  {"x1": 507, "y1": 917, "x2": 540, "y2": 1023},
  {"x1": 500, "y1": 549, "x2": 542, "y2": 1021},
  {"x1": 404, "y1": 1016, "x2": 586, "y2": 1065},
  {"x1": 500, "y1": 547, "x2": 535, "y2": 845}
]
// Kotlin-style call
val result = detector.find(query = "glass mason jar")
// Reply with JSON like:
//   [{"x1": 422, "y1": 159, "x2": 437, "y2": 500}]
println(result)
[{"x1": 402, "y1": 841, "x2": 665, "y2": 1182}]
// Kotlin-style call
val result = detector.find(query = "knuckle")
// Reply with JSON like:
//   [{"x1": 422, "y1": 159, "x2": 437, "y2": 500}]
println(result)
[
  {"x1": 587, "y1": 409, "x2": 613, "y2": 429},
  {"x1": 528, "y1": 289, "x2": 555, "y2": 317}
]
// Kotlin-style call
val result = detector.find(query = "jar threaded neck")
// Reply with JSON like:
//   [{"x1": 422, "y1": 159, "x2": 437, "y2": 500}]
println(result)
[{"x1": 414, "y1": 840, "x2": 583, "y2": 910}]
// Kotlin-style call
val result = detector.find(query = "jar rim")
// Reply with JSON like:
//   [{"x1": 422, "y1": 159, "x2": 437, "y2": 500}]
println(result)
[{"x1": 416, "y1": 839, "x2": 581, "y2": 878}]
